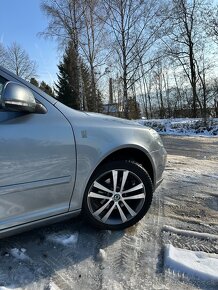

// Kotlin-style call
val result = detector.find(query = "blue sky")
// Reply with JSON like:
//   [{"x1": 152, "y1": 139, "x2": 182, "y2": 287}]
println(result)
[{"x1": 0, "y1": 0, "x2": 59, "y2": 85}]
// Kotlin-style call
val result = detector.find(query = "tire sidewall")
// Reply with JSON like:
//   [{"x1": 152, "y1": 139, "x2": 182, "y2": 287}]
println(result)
[{"x1": 82, "y1": 160, "x2": 153, "y2": 230}]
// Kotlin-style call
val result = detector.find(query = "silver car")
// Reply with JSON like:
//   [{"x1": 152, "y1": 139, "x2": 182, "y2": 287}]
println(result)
[{"x1": 0, "y1": 66, "x2": 167, "y2": 237}]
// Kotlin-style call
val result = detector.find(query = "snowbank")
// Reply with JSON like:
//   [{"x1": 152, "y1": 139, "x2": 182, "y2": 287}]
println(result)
[
  {"x1": 137, "y1": 118, "x2": 218, "y2": 137},
  {"x1": 165, "y1": 244, "x2": 218, "y2": 282},
  {"x1": 163, "y1": 225, "x2": 218, "y2": 241}
]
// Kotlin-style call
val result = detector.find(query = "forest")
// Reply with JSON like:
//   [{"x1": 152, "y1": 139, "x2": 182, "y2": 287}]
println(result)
[{"x1": 1, "y1": 0, "x2": 218, "y2": 120}]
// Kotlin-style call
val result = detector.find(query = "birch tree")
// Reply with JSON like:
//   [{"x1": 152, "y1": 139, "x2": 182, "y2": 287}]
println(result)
[
  {"x1": 41, "y1": 0, "x2": 104, "y2": 111},
  {"x1": 102, "y1": 0, "x2": 166, "y2": 118},
  {"x1": 4, "y1": 42, "x2": 36, "y2": 80},
  {"x1": 163, "y1": 0, "x2": 212, "y2": 118},
  {"x1": 80, "y1": 0, "x2": 106, "y2": 111},
  {"x1": 0, "y1": 43, "x2": 6, "y2": 66},
  {"x1": 41, "y1": 0, "x2": 85, "y2": 108}
]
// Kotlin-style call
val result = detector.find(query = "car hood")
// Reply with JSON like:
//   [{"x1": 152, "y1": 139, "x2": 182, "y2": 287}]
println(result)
[
  {"x1": 84, "y1": 112, "x2": 143, "y2": 127},
  {"x1": 55, "y1": 101, "x2": 144, "y2": 129}
]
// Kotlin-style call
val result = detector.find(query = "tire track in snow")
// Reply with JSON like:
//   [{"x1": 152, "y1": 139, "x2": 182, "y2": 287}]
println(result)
[
  {"x1": 97, "y1": 189, "x2": 166, "y2": 290},
  {"x1": 0, "y1": 137, "x2": 217, "y2": 290},
  {"x1": 162, "y1": 153, "x2": 218, "y2": 289}
]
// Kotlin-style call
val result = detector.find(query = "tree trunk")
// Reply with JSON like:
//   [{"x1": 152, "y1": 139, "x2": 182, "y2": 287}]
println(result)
[
  {"x1": 215, "y1": 99, "x2": 218, "y2": 117},
  {"x1": 188, "y1": 41, "x2": 198, "y2": 118},
  {"x1": 145, "y1": 78, "x2": 153, "y2": 118},
  {"x1": 120, "y1": 0, "x2": 129, "y2": 119}
]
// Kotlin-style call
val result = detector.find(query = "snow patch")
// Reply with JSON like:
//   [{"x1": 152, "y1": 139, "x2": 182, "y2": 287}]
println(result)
[
  {"x1": 163, "y1": 225, "x2": 218, "y2": 241},
  {"x1": 0, "y1": 287, "x2": 22, "y2": 290},
  {"x1": 97, "y1": 249, "x2": 107, "y2": 262},
  {"x1": 47, "y1": 232, "x2": 79, "y2": 246},
  {"x1": 202, "y1": 174, "x2": 218, "y2": 179},
  {"x1": 137, "y1": 118, "x2": 218, "y2": 137},
  {"x1": 10, "y1": 248, "x2": 30, "y2": 261},
  {"x1": 49, "y1": 281, "x2": 61, "y2": 290},
  {"x1": 165, "y1": 244, "x2": 218, "y2": 282}
]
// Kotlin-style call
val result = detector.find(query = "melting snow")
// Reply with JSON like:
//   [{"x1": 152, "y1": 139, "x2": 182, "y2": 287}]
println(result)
[
  {"x1": 97, "y1": 249, "x2": 107, "y2": 262},
  {"x1": 163, "y1": 225, "x2": 218, "y2": 241},
  {"x1": 0, "y1": 288, "x2": 22, "y2": 290},
  {"x1": 49, "y1": 281, "x2": 61, "y2": 290},
  {"x1": 202, "y1": 174, "x2": 218, "y2": 179},
  {"x1": 47, "y1": 232, "x2": 79, "y2": 246},
  {"x1": 165, "y1": 244, "x2": 218, "y2": 282},
  {"x1": 10, "y1": 248, "x2": 29, "y2": 261}
]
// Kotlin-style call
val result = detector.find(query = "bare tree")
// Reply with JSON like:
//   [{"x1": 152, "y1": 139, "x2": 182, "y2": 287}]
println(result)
[
  {"x1": 80, "y1": 0, "x2": 107, "y2": 111},
  {"x1": 41, "y1": 0, "x2": 85, "y2": 108},
  {"x1": 163, "y1": 0, "x2": 212, "y2": 118},
  {"x1": 4, "y1": 42, "x2": 36, "y2": 80},
  {"x1": 205, "y1": 4, "x2": 218, "y2": 43},
  {"x1": 137, "y1": 70, "x2": 148, "y2": 118},
  {"x1": 0, "y1": 43, "x2": 6, "y2": 66},
  {"x1": 102, "y1": 0, "x2": 167, "y2": 118},
  {"x1": 41, "y1": 0, "x2": 105, "y2": 111},
  {"x1": 40, "y1": 0, "x2": 83, "y2": 47}
]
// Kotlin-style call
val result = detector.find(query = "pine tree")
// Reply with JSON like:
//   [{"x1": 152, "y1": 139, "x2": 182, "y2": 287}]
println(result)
[
  {"x1": 55, "y1": 44, "x2": 80, "y2": 110},
  {"x1": 40, "y1": 81, "x2": 54, "y2": 97},
  {"x1": 30, "y1": 77, "x2": 39, "y2": 87},
  {"x1": 30, "y1": 78, "x2": 54, "y2": 97},
  {"x1": 55, "y1": 42, "x2": 103, "y2": 112},
  {"x1": 128, "y1": 97, "x2": 141, "y2": 119},
  {"x1": 96, "y1": 90, "x2": 103, "y2": 113},
  {"x1": 80, "y1": 61, "x2": 103, "y2": 112}
]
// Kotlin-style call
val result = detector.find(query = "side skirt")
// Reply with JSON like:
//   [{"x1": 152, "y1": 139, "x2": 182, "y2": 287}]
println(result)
[{"x1": 0, "y1": 209, "x2": 81, "y2": 239}]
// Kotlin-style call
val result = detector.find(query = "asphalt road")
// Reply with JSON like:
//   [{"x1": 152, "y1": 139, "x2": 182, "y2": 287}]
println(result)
[
  {"x1": 0, "y1": 136, "x2": 217, "y2": 290},
  {"x1": 162, "y1": 135, "x2": 218, "y2": 160}
]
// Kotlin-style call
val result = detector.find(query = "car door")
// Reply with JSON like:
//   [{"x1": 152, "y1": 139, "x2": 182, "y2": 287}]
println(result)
[{"x1": 0, "y1": 74, "x2": 76, "y2": 230}]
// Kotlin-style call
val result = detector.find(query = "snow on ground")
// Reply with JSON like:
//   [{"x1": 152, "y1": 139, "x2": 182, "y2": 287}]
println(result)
[
  {"x1": 163, "y1": 225, "x2": 218, "y2": 241},
  {"x1": 137, "y1": 117, "x2": 218, "y2": 137},
  {"x1": 0, "y1": 136, "x2": 217, "y2": 290},
  {"x1": 10, "y1": 248, "x2": 30, "y2": 261},
  {"x1": 165, "y1": 244, "x2": 218, "y2": 282},
  {"x1": 0, "y1": 287, "x2": 22, "y2": 290},
  {"x1": 49, "y1": 281, "x2": 61, "y2": 290},
  {"x1": 97, "y1": 249, "x2": 107, "y2": 262},
  {"x1": 47, "y1": 232, "x2": 79, "y2": 246}
]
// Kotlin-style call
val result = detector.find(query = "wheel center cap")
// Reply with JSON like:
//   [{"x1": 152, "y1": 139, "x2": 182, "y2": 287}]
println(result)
[{"x1": 113, "y1": 193, "x2": 121, "y2": 201}]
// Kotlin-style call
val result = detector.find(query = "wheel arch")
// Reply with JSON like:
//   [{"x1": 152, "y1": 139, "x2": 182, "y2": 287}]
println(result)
[{"x1": 91, "y1": 147, "x2": 155, "y2": 186}]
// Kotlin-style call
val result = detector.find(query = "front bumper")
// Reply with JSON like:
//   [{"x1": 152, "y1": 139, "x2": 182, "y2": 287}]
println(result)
[{"x1": 151, "y1": 146, "x2": 167, "y2": 189}]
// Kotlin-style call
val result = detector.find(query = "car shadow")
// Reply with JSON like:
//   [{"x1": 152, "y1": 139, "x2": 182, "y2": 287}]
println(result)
[{"x1": 0, "y1": 216, "x2": 124, "y2": 289}]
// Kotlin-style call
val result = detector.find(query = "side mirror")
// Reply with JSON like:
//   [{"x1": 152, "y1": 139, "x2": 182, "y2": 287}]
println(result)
[{"x1": 1, "y1": 81, "x2": 38, "y2": 113}]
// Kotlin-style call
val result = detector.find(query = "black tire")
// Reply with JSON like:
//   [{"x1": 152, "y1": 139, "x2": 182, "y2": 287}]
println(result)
[{"x1": 82, "y1": 160, "x2": 153, "y2": 230}]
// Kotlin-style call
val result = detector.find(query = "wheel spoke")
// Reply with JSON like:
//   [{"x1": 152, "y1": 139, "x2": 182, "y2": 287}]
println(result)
[
  {"x1": 123, "y1": 193, "x2": 145, "y2": 200},
  {"x1": 102, "y1": 203, "x2": 116, "y2": 222},
  {"x1": 93, "y1": 181, "x2": 114, "y2": 194},
  {"x1": 89, "y1": 166, "x2": 147, "y2": 226},
  {"x1": 93, "y1": 200, "x2": 112, "y2": 217},
  {"x1": 122, "y1": 183, "x2": 144, "y2": 194},
  {"x1": 120, "y1": 170, "x2": 129, "y2": 192},
  {"x1": 112, "y1": 170, "x2": 118, "y2": 192},
  {"x1": 122, "y1": 200, "x2": 136, "y2": 216},
  {"x1": 117, "y1": 203, "x2": 127, "y2": 222},
  {"x1": 88, "y1": 192, "x2": 111, "y2": 199}
]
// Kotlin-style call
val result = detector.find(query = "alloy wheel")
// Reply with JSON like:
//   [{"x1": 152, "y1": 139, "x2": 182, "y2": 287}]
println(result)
[{"x1": 87, "y1": 169, "x2": 146, "y2": 225}]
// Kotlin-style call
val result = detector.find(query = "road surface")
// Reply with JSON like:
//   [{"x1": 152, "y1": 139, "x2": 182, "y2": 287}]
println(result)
[{"x1": 0, "y1": 136, "x2": 217, "y2": 290}]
